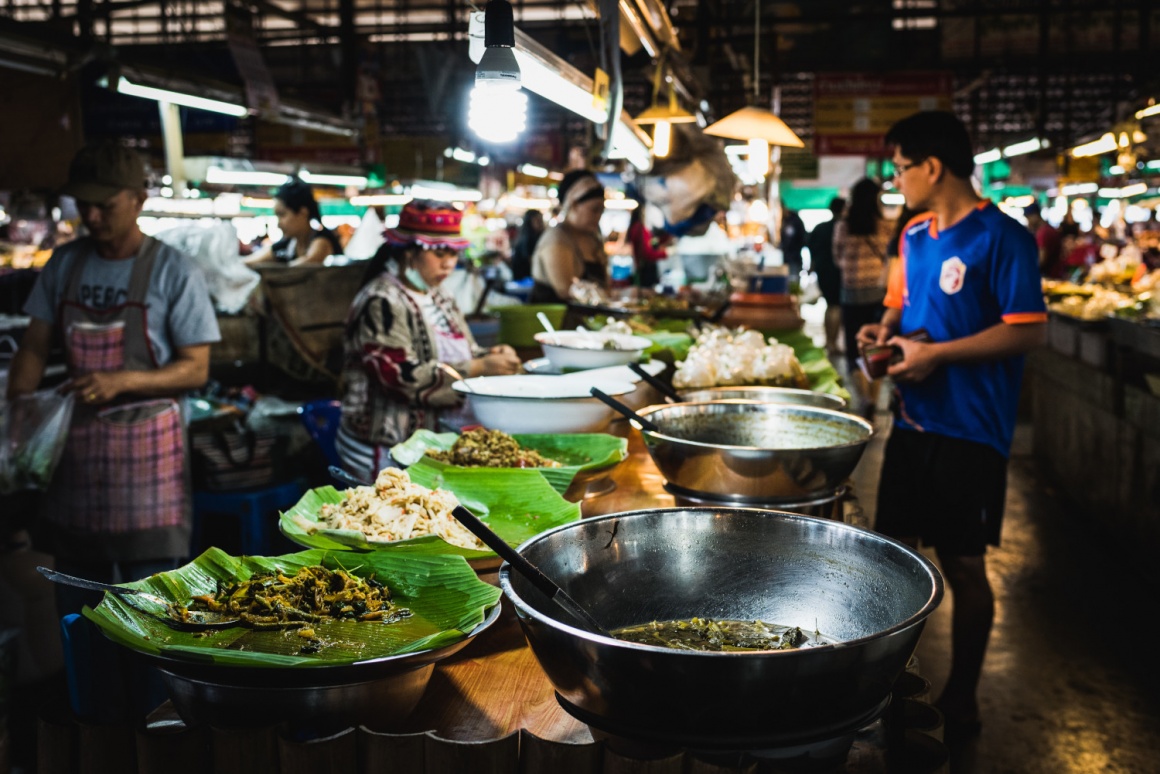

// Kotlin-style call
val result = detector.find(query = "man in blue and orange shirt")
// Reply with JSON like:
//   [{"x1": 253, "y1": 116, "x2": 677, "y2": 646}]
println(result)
[{"x1": 857, "y1": 111, "x2": 1046, "y2": 740}]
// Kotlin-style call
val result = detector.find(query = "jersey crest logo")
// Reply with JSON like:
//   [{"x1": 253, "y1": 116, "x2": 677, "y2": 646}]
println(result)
[{"x1": 939, "y1": 256, "x2": 966, "y2": 295}]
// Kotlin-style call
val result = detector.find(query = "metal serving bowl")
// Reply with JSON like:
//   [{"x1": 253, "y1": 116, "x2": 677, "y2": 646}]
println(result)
[
  {"x1": 152, "y1": 603, "x2": 502, "y2": 732},
  {"x1": 499, "y1": 508, "x2": 943, "y2": 749},
  {"x1": 677, "y1": 385, "x2": 847, "y2": 411},
  {"x1": 637, "y1": 401, "x2": 873, "y2": 503}
]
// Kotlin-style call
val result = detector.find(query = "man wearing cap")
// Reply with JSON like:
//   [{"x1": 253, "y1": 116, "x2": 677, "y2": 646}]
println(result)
[
  {"x1": 6, "y1": 142, "x2": 220, "y2": 611},
  {"x1": 336, "y1": 200, "x2": 520, "y2": 480}
]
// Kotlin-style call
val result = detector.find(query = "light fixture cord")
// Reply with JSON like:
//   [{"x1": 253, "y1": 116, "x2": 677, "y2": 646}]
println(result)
[{"x1": 753, "y1": 0, "x2": 759, "y2": 103}]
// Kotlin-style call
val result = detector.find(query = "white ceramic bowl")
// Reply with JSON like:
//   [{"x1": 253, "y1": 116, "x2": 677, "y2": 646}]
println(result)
[
  {"x1": 534, "y1": 330, "x2": 653, "y2": 372},
  {"x1": 452, "y1": 375, "x2": 637, "y2": 434}
]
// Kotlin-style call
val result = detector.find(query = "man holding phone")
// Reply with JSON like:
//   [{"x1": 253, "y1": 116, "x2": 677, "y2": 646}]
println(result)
[{"x1": 857, "y1": 111, "x2": 1046, "y2": 740}]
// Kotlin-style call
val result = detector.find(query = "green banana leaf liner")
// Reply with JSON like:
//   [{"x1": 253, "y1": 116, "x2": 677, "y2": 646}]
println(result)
[
  {"x1": 279, "y1": 465, "x2": 582, "y2": 558},
  {"x1": 81, "y1": 547, "x2": 502, "y2": 668},
  {"x1": 769, "y1": 328, "x2": 852, "y2": 401},
  {"x1": 390, "y1": 430, "x2": 629, "y2": 495}
]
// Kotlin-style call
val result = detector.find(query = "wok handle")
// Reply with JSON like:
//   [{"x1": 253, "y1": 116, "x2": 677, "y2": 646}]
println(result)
[
  {"x1": 628, "y1": 362, "x2": 680, "y2": 403},
  {"x1": 589, "y1": 387, "x2": 659, "y2": 433},
  {"x1": 450, "y1": 507, "x2": 609, "y2": 637}
]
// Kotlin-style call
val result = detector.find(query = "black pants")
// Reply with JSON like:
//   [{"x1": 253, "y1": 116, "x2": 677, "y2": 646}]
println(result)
[{"x1": 841, "y1": 302, "x2": 884, "y2": 370}]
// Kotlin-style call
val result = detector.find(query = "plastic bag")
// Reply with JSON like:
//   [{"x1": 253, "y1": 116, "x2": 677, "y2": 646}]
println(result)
[
  {"x1": 0, "y1": 389, "x2": 76, "y2": 494},
  {"x1": 153, "y1": 222, "x2": 261, "y2": 314}
]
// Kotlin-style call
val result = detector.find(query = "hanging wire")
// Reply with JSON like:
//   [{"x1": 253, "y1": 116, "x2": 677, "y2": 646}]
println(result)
[{"x1": 753, "y1": 0, "x2": 760, "y2": 103}]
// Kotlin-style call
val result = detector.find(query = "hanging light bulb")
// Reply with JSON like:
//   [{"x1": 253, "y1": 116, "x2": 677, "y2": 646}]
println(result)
[
  {"x1": 468, "y1": 0, "x2": 526, "y2": 144},
  {"x1": 653, "y1": 120, "x2": 672, "y2": 158}
]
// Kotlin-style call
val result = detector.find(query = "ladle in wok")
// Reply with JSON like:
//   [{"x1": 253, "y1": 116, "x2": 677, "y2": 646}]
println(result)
[
  {"x1": 589, "y1": 387, "x2": 659, "y2": 433},
  {"x1": 627, "y1": 362, "x2": 681, "y2": 403},
  {"x1": 36, "y1": 567, "x2": 241, "y2": 630},
  {"x1": 326, "y1": 465, "x2": 610, "y2": 638}
]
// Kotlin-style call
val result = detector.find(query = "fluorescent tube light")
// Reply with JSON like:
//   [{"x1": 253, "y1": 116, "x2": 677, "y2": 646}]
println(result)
[
  {"x1": 410, "y1": 184, "x2": 483, "y2": 203},
  {"x1": 205, "y1": 167, "x2": 291, "y2": 186},
  {"x1": 1070, "y1": 134, "x2": 1117, "y2": 158},
  {"x1": 604, "y1": 199, "x2": 639, "y2": 210},
  {"x1": 973, "y1": 148, "x2": 1002, "y2": 164},
  {"x1": 114, "y1": 76, "x2": 249, "y2": 117},
  {"x1": 881, "y1": 193, "x2": 907, "y2": 206},
  {"x1": 1136, "y1": 104, "x2": 1160, "y2": 120},
  {"x1": 300, "y1": 170, "x2": 368, "y2": 188},
  {"x1": 350, "y1": 194, "x2": 413, "y2": 206},
  {"x1": 1061, "y1": 183, "x2": 1099, "y2": 195},
  {"x1": 518, "y1": 163, "x2": 550, "y2": 178},
  {"x1": 1002, "y1": 138, "x2": 1050, "y2": 157}
]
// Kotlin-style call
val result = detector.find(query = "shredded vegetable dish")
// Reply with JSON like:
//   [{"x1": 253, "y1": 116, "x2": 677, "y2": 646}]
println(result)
[
  {"x1": 184, "y1": 565, "x2": 411, "y2": 630},
  {"x1": 314, "y1": 467, "x2": 485, "y2": 550},
  {"x1": 425, "y1": 428, "x2": 562, "y2": 469}
]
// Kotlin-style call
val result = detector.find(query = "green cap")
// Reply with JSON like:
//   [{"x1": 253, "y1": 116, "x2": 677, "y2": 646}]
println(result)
[{"x1": 60, "y1": 143, "x2": 147, "y2": 203}]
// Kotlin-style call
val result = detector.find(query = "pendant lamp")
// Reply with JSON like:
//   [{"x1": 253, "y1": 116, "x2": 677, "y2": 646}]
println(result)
[
  {"x1": 703, "y1": 1, "x2": 803, "y2": 150},
  {"x1": 633, "y1": 58, "x2": 696, "y2": 158}
]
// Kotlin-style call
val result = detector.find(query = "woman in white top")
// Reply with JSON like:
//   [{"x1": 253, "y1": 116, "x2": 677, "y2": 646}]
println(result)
[{"x1": 529, "y1": 170, "x2": 609, "y2": 303}]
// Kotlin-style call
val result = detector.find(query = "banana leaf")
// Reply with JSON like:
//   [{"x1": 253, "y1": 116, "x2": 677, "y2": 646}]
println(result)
[
  {"x1": 280, "y1": 466, "x2": 581, "y2": 558},
  {"x1": 768, "y1": 329, "x2": 852, "y2": 401},
  {"x1": 81, "y1": 547, "x2": 501, "y2": 667},
  {"x1": 390, "y1": 430, "x2": 628, "y2": 495}
]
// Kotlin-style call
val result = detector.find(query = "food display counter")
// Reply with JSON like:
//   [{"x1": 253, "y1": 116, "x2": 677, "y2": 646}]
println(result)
[
  {"x1": 34, "y1": 423, "x2": 951, "y2": 774},
  {"x1": 1029, "y1": 313, "x2": 1160, "y2": 572}
]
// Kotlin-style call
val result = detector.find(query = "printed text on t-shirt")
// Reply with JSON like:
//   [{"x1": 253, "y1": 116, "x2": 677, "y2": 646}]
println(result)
[{"x1": 79, "y1": 285, "x2": 129, "y2": 308}]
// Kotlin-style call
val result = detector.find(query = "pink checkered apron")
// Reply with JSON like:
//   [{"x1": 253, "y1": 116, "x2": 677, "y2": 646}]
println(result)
[{"x1": 44, "y1": 238, "x2": 187, "y2": 533}]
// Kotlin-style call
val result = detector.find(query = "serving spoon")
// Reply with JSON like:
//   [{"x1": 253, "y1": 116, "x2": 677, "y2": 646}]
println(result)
[
  {"x1": 327, "y1": 466, "x2": 610, "y2": 638},
  {"x1": 37, "y1": 567, "x2": 241, "y2": 631}
]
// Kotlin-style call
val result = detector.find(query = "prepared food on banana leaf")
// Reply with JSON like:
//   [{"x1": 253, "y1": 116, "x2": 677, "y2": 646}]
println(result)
[
  {"x1": 184, "y1": 565, "x2": 411, "y2": 635},
  {"x1": 672, "y1": 327, "x2": 808, "y2": 390},
  {"x1": 613, "y1": 617, "x2": 833, "y2": 652},
  {"x1": 311, "y1": 467, "x2": 485, "y2": 550},
  {"x1": 425, "y1": 428, "x2": 562, "y2": 469}
]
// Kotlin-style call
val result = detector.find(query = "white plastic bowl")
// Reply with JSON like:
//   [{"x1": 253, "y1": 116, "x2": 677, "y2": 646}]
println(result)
[
  {"x1": 452, "y1": 375, "x2": 637, "y2": 434},
  {"x1": 534, "y1": 330, "x2": 652, "y2": 372}
]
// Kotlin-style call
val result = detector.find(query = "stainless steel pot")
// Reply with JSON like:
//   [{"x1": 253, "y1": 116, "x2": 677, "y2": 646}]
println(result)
[
  {"x1": 152, "y1": 602, "x2": 502, "y2": 731},
  {"x1": 499, "y1": 508, "x2": 942, "y2": 749},
  {"x1": 637, "y1": 402, "x2": 873, "y2": 503},
  {"x1": 677, "y1": 385, "x2": 847, "y2": 411}
]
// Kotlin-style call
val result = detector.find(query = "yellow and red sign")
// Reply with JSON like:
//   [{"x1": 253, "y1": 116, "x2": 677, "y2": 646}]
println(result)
[{"x1": 814, "y1": 72, "x2": 953, "y2": 156}]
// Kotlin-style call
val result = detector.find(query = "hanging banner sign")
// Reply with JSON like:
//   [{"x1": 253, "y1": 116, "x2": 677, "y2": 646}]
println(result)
[
  {"x1": 225, "y1": 1, "x2": 280, "y2": 116},
  {"x1": 813, "y1": 72, "x2": 953, "y2": 156}
]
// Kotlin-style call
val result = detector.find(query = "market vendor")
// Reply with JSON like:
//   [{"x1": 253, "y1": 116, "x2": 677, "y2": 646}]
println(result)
[
  {"x1": 336, "y1": 200, "x2": 520, "y2": 480},
  {"x1": 529, "y1": 170, "x2": 609, "y2": 303},
  {"x1": 245, "y1": 178, "x2": 343, "y2": 266},
  {"x1": 6, "y1": 142, "x2": 220, "y2": 612}
]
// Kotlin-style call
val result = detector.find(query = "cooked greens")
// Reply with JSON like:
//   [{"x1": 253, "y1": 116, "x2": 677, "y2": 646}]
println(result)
[{"x1": 612, "y1": 617, "x2": 831, "y2": 652}]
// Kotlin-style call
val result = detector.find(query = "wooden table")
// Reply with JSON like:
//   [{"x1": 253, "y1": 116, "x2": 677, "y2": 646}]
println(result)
[{"x1": 397, "y1": 416, "x2": 671, "y2": 744}]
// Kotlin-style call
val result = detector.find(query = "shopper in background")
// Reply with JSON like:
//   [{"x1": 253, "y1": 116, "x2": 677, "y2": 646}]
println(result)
[
  {"x1": 834, "y1": 178, "x2": 892, "y2": 374},
  {"x1": 779, "y1": 203, "x2": 806, "y2": 282},
  {"x1": 626, "y1": 199, "x2": 670, "y2": 289},
  {"x1": 337, "y1": 200, "x2": 519, "y2": 482},
  {"x1": 805, "y1": 196, "x2": 846, "y2": 355},
  {"x1": 510, "y1": 209, "x2": 544, "y2": 281},
  {"x1": 858, "y1": 111, "x2": 1046, "y2": 741},
  {"x1": 530, "y1": 170, "x2": 608, "y2": 303},
  {"x1": 1024, "y1": 204, "x2": 1063, "y2": 277},
  {"x1": 246, "y1": 178, "x2": 342, "y2": 266}
]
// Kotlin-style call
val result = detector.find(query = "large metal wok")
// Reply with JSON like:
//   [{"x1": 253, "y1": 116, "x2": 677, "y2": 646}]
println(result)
[
  {"x1": 637, "y1": 401, "x2": 873, "y2": 503},
  {"x1": 677, "y1": 385, "x2": 847, "y2": 411},
  {"x1": 499, "y1": 508, "x2": 942, "y2": 749}
]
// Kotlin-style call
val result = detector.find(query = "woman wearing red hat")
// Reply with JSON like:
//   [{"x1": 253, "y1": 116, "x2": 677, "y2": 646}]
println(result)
[{"x1": 335, "y1": 200, "x2": 521, "y2": 479}]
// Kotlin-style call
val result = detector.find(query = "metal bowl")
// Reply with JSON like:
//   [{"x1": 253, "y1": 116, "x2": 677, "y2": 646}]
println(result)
[
  {"x1": 677, "y1": 385, "x2": 847, "y2": 411},
  {"x1": 152, "y1": 602, "x2": 502, "y2": 731},
  {"x1": 499, "y1": 508, "x2": 943, "y2": 749},
  {"x1": 637, "y1": 401, "x2": 873, "y2": 503}
]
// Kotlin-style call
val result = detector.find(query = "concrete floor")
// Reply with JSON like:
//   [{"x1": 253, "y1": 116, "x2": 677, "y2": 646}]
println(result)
[{"x1": 848, "y1": 387, "x2": 1160, "y2": 774}]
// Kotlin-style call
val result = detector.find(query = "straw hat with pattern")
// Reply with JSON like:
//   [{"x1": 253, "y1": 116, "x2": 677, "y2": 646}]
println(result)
[{"x1": 383, "y1": 200, "x2": 470, "y2": 250}]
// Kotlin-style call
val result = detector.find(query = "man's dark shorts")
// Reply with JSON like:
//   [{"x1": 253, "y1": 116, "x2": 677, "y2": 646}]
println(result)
[{"x1": 874, "y1": 427, "x2": 1008, "y2": 557}]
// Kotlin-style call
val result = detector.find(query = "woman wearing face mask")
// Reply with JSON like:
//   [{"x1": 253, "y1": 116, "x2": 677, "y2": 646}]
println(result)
[
  {"x1": 529, "y1": 170, "x2": 608, "y2": 303},
  {"x1": 246, "y1": 179, "x2": 342, "y2": 266},
  {"x1": 336, "y1": 200, "x2": 521, "y2": 480}
]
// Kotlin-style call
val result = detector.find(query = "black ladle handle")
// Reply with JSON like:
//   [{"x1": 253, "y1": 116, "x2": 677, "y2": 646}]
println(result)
[
  {"x1": 449, "y1": 506, "x2": 610, "y2": 638},
  {"x1": 38, "y1": 566, "x2": 142, "y2": 598},
  {"x1": 628, "y1": 362, "x2": 681, "y2": 403},
  {"x1": 590, "y1": 387, "x2": 659, "y2": 433}
]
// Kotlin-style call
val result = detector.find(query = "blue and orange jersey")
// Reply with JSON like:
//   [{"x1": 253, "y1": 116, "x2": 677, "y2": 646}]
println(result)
[{"x1": 885, "y1": 201, "x2": 1046, "y2": 456}]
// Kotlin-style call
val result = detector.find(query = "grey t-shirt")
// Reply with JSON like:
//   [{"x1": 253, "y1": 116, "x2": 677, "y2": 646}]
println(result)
[{"x1": 24, "y1": 237, "x2": 222, "y2": 365}]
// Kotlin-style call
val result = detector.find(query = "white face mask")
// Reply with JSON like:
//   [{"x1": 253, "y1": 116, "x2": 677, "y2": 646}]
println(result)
[{"x1": 404, "y1": 266, "x2": 430, "y2": 292}]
